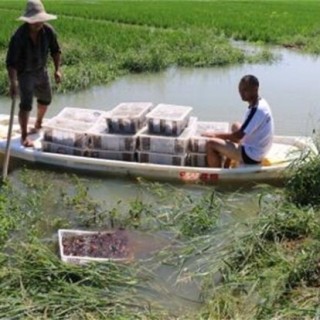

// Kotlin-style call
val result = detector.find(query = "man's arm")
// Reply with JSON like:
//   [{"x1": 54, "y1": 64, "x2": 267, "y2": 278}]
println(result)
[
  {"x1": 202, "y1": 130, "x2": 244, "y2": 143},
  {"x1": 7, "y1": 67, "x2": 18, "y2": 98},
  {"x1": 6, "y1": 34, "x2": 19, "y2": 98},
  {"x1": 48, "y1": 25, "x2": 62, "y2": 84},
  {"x1": 52, "y1": 52, "x2": 62, "y2": 84}
]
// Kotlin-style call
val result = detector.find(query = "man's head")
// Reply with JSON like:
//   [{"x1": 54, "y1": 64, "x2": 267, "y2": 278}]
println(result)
[
  {"x1": 18, "y1": 0, "x2": 57, "y2": 25},
  {"x1": 238, "y1": 75, "x2": 259, "y2": 103}
]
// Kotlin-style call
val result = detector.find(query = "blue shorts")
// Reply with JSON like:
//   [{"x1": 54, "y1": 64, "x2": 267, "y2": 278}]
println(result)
[{"x1": 18, "y1": 69, "x2": 52, "y2": 112}]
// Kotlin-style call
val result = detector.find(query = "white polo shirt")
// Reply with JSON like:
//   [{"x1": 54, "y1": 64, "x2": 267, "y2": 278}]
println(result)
[{"x1": 240, "y1": 98, "x2": 274, "y2": 162}]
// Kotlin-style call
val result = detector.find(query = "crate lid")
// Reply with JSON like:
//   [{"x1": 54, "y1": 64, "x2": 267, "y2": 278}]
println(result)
[
  {"x1": 108, "y1": 102, "x2": 153, "y2": 119},
  {"x1": 55, "y1": 107, "x2": 106, "y2": 123},
  {"x1": 193, "y1": 121, "x2": 229, "y2": 137},
  {"x1": 43, "y1": 117, "x2": 94, "y2": 132},
  {"x1": 146, "y1": 104, "x2": 193, "y2": 121},
  {"x1": 89, "y1": 116, "x2": 147, "y2": 137},
  {"x1": 138, "y1": 116, "x2": 197, "y2": 139}
]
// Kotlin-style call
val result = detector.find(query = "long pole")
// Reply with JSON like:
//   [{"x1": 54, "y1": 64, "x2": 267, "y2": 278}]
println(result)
[{"x1": 2, "y1": 97, "x2": 16, "y2": 180}]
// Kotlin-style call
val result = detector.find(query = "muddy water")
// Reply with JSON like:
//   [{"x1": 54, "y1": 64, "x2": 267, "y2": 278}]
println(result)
[
  {"x1": 0, "y1": 46, "x2": 317, "y2": 200},
  {"x1": 1, "y1": 47, "x2": 320, "y2": 137}
]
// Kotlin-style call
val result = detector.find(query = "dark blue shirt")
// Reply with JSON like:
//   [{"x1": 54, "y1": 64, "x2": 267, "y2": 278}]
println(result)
[{"x1": 6, "y1": 23, "x2": 61, "y2": 74}]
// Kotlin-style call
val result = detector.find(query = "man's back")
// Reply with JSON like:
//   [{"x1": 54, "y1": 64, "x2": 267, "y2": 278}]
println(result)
[{"x1": 241, "y1": 98, "x2": 274, "y2": 162}]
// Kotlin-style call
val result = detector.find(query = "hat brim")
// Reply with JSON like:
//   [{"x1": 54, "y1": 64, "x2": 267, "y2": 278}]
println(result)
[{"x1": 18, "y1": 13, "x2": 57, "y2": 23}]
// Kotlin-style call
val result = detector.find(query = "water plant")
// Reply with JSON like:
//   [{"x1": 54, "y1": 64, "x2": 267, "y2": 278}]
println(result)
[
  {"x1": 285, "y1": 155, "x2": 320, "y2": 207},
  {"x1": 1, "y1": 166, "x2": 320, "y2": 318}
]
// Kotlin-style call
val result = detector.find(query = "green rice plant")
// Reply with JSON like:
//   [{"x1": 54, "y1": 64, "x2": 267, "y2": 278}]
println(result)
[
  {"x1": 196, "y1": 192, "x2": 320, "y2": 319},
  {"x1": 2, "y1": 168, "x2": 320, "y2": 319},
  {"x1": 0, "y1": 182, "x2": 20, "y2": 247},
  {"x1": 0, "y1": 1, "x2": 281, "y2": 94},
  {"x1": 0, "y1": 240, "x2": 168, "y2": 319},
  {"x1": 178, "y1": 191, "x2": 222, "y2": 237},
  {"x1": 60, "y1": 175, "x2": 106, "y2": 227},
  {"x1": 285, "y1": 156, "x2": 320, "y2": 207}
]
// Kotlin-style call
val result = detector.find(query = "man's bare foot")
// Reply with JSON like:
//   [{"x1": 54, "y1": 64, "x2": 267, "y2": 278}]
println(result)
[
  {"x1": 28, "y1": 120, "x2": 42, "y2": 135},
  {"x1": 21, "y1": 137, "x2": 34, "y2": 148},
  {"x1": 28, "y1": 127, "x2": 41, "y2": 135}
]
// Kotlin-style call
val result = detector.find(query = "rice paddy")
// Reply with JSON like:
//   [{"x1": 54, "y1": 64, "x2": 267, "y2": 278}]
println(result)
[{"x1": 3, "y1": 0, "x2": 320, "y2": 95}]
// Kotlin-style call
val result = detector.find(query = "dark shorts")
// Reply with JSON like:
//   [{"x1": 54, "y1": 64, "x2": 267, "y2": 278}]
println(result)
[
  {"x1": 18, "y1": 69, "x2": 52, "y2": 112},
  {"x1": 241, "y1": 146, "x2": 261, "y2": 165}
]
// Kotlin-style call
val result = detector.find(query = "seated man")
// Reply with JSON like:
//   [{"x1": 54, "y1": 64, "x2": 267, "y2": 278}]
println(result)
[{"x1": 202, "y1": 75, "x2": 274, "y2": 168}]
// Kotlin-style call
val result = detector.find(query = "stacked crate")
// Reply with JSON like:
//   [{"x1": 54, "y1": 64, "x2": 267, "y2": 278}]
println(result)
[
  {"x1": 42, "y1": 103, "x2": 153, "y2": 161},
  {"x1": 188, "y1": 121, "x2": 229, "y2": 167},
  {"x1": 42, "y1": 107, "x2": 106, "y2": 156},
  {"x1": 137, "y1": 104, "x2": 195, "y2": 166},
  {"x1": 87, "y1": 102, "x2": 153, "y2": 161}
]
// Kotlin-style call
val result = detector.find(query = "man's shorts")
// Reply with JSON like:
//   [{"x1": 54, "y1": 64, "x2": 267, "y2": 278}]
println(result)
[
  {"x1": 18, "y1": 69, "x2": 52, "y2": 112},
  {"x1": 241, "y1": 146, "x2": 261, "y2": 165}
]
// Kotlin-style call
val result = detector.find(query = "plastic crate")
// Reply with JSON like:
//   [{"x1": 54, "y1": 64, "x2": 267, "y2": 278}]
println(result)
[
  {"x1": 188, "y1": 153, "x2": 207, "y2": 167},
  {"x1": 146, "y1": 103, "x2": 193, "y2": 136},
  {"x1": 42, "y1": 141, "x2": 136, "y2": 161},
  {"x1": 106, "y1": 102, "x2": 153, "y2": 134},
  {"x1": 87, "y1": 118, "x2": 141, "y2": 151},
  {"x1": 42, "y1": 118, "x2": 95, "y2": 147},
  {"x1": 55, "y1": 107, "x2": 105, "y2": 124},
  {"x1": 137, "y1": 151, "x2": 187, "y2": 166},
  {"x1": 58, "y1": 229, "x2": 133, "y2": 265},
  {"x1": 138, "y1": 117, "x2": 197, "y2": 154},
  {"x1": 189, "y1": 121, "x2": 229, "y2": 153}
]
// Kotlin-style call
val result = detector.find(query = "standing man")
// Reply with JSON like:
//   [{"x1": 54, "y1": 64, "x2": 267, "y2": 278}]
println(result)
[
  {"x1": 202, "y1": 75, "x2": 274, "y2": 168},
  {"x1": 6, "y1": 0, "x2": 62, "y2": 147}
]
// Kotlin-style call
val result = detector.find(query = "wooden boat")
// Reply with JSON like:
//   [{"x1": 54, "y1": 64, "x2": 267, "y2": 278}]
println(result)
[{"x1": 0, "y1": 114, "x2": 317, "y2": 184}]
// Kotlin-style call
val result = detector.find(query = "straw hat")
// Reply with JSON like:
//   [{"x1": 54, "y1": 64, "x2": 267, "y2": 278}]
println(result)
[{"x1": 18, "y1": 0, "x2": 57, "y2": 24}]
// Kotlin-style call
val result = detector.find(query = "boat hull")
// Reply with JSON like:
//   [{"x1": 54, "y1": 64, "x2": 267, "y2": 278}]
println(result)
[{"x1": 0, "y1": 115, "x2": 316, "y2": 184}]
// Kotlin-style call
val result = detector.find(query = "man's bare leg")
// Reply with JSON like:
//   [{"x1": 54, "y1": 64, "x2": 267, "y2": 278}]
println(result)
[
  {"x1": 224, "y1": 122, "x2": 242, "y2": 168},
  {"x1": 206, "y1": 138, "x2": 242, "y2": 168},
  {"x1": 35, "y1": 103, "x2": 47, "y2": 129},
  {"x1": 19, "y1": 109, "x2": 33, "y2": 147},
  {"x1": 206, "y1": 141, "x2": 223, "y2": 167},
  {"x1": 29, "y1": 104, "x2": 47, "y2": 133}
]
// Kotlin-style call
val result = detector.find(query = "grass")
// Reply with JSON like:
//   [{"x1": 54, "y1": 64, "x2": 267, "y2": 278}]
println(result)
[
  {"x1": 1, "y1": 157, "x2": 320, "y2": 319},
  {"x1": 3, "y1": 0, "x2": 320, "y2": 94}
]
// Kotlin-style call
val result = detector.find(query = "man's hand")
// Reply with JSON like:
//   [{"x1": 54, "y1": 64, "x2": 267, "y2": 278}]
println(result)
[
  {"x1": 54, "y1": 70, "x2": 62, "y2": 84},
  {"x1": 201, "y1": 131, "x2": 216, "y2": 138}
]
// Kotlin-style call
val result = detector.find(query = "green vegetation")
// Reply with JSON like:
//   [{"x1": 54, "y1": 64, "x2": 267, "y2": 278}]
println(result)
[
  {"x1": 1, "y1": 1, "x2": 320, "y2": 318},
  {"x1": 285, "y1": 155, "x2": 320, "y2": 207},
  {"x1": 1, "y1": 158, "x2": 320, "y2": 318},
  {"x1": 3, "y1": 0, "x2": 320, "y2": 94}
]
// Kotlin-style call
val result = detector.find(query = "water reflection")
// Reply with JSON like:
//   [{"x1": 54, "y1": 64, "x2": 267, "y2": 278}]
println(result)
[
  {"x1": 1, "y1": 47, "x2": 320, "y2": 136},
  {"x1": 1, "y1": 46, "x2": 318, "y2": 195}
]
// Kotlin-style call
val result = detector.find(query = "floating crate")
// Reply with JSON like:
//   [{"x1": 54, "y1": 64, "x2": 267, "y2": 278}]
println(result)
[
  {"x1": 138, "y1": 117, "x2": 197, "y2": 154},
  {"x1": 58, "y1": 229, "x2": 133, "y2": 265},
  {"x1": 188, "y1": 153, "x2": 207, "y2": 167},
  {"x1": 55, "y1": 107, "x2": 105, "y2": 124},
  {"x1": 42, "y1": 118, "x2": 94, "y2": 148},
  {"x1": 189, "y1": 121, "x2": 229, "y2": 153},
  {"x1": 87, "y1": 118, "x2": 141, "y2": 151},
  {"x1": 106, "y1": 102, "x2": 153, "y2": 134},
  {"x1": 42, "y1": 141, "x2": 136, "y2": 161},
  {"x1": 137, "y1": 151, "x2": 187, "y2": 166},
  {"x1": 146, "y1": 103, "x2": 193, "y2": 136}
]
